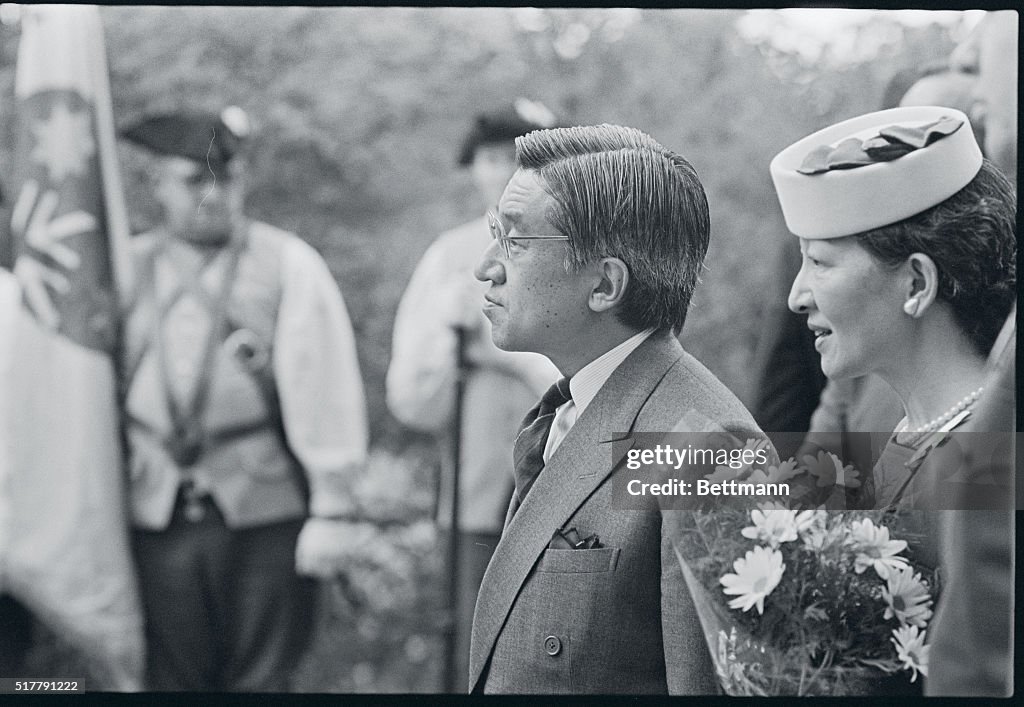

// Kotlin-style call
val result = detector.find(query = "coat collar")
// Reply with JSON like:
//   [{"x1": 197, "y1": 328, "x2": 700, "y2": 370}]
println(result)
[{"x1": 468, "y1": 330, "x2": 683, "y2": 689}]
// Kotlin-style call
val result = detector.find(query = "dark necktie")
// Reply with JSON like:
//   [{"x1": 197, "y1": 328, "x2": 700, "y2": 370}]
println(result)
[{"x1": 509, "y1": 377, "x2": 572, "y2": 518}]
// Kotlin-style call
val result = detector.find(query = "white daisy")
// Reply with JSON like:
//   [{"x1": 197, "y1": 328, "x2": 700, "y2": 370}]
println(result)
[
  {"x1": 882, "y1": 566, "x2": 934, "y2": 628},
  {"x1": 720, "y1": 546, "x2": 785, "y2": 615},
  {"x1": 848, "y1": 517, "x2": 909, "y2": 579},
  {"x1": 891, "y1": 624, "x2": 929, "y2": 682},
  {"x1": 741, "y1": 510, "x2": 800, "y2": 548}
]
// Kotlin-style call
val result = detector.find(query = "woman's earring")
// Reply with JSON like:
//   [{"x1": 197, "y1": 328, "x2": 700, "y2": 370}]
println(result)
[{"x1": 903, "y1": 297, "x2": 920, "y2": 317}]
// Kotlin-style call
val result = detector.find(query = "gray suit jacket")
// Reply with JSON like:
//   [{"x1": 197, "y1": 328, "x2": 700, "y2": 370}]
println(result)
[{"x1": 469, "y1": 331, "x2": 770, "y2": 694}]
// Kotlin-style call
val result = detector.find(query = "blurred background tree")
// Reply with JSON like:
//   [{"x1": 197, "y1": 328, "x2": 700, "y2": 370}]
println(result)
[{"x1": 0, "y1": 6, "x2": 980, "y2": 692}]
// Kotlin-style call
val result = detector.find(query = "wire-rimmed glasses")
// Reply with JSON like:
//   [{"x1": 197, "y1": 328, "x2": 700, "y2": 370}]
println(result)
[{"x1": 487, "y1": 210, "x2": 569, "y2": 258}]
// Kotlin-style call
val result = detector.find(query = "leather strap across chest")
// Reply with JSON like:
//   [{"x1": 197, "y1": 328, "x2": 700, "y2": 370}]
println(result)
[{"x1": 148, "y1": 230, "x2": 246, "y2": 467}]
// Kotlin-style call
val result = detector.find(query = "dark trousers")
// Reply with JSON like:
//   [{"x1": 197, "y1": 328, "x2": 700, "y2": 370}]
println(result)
[
  {"x1": 446, "y1": 530, "x2": 500, "y2": 693},
  {"x1": 131, "y1": 495, "x2": 316, "y2": 691},
  {"x1": 0, "y1": 594, "x2": 33, "y2": 676}
]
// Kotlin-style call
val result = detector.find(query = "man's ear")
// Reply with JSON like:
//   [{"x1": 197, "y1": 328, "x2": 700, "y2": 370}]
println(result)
[{"x1": 589, "y1": 257, "x2": 629, "y2": 313}]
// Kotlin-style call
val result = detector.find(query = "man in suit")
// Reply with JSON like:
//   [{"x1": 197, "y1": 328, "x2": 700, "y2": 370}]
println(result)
[{"x1": 469, "y1": 124, "x2": 771, "y2": 694}]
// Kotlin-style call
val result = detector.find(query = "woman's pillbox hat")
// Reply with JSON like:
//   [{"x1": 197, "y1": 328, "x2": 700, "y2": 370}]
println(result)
[{"x1": 770, "y1": 106, "x2": 983, "y2": 239}]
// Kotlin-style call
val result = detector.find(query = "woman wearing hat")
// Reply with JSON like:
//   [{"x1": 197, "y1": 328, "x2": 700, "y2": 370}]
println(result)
[
  {"x1": 771, "y1": 105, "x2": 1014, "y2": 509},
  {"x1": 771, "y1": 106, "x2": 1014, "y2": 695}
]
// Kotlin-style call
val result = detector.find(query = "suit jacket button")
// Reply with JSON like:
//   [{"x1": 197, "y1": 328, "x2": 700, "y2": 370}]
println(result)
[{"x1": 543, "y1": 635, "x2": 561, "y2": 656}]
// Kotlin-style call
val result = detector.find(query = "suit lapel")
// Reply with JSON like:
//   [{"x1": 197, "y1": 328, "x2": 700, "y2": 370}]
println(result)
[{"x1": 469, "y1": 331, "x2": 684, "y2": 689}]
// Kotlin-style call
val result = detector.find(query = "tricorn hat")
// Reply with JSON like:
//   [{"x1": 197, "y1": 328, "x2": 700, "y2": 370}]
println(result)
[
  {"x1": 457, "y1": 98, "x2": 559, "y2": 166},
  {"x1": 120, "y1": 106, "x2": 251, "y2": 170}
]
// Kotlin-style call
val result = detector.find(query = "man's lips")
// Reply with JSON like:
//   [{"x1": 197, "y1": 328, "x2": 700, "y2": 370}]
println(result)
[{"x1": 483, "y1": 294, "x2": 502, "y2": 308}]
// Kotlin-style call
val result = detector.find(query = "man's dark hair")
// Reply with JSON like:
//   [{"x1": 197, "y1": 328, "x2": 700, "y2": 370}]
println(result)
[{"x1": 515, "y1": 124, "x2": 710, "y2": 333}]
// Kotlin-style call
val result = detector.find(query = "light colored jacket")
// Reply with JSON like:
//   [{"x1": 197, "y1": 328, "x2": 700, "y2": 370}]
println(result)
[{"x1": 122, "y1": 222, "x2": 367, "y2": 529}]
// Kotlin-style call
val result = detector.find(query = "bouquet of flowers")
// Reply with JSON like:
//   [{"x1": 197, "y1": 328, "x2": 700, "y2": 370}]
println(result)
[{"x1": 673, "y1": 449, "x2": 938, "y2": 696}]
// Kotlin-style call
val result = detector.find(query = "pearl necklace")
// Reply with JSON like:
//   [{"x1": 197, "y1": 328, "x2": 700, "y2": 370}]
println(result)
[{"x1": 897, "y1": 386, "x2": 984, "y2": 447}]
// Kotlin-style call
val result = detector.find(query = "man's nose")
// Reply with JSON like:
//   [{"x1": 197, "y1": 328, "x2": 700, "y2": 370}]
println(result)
[
  {"x1": 201, "y1": 180, "x2": 225, "y2": 199},
  {"x1": 194, "y1": 174, "x2": 227, "y2": 200},
  {"x1": 474, "y1": 240, "x2": 506, "y2": 285},
  {"x1": 787, "y1": 264, "x2": 812, "y2": 314}
]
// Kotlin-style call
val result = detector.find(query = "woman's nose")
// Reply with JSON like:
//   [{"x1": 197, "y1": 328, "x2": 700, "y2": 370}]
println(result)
[{"x1": 787, "y1": 264, "x2": 813, "y2": 314}]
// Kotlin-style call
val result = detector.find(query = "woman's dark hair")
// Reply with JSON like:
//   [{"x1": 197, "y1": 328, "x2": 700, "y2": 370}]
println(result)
[{"x1": 856, "y1": 159, "x2": 1016, "y2": 356}]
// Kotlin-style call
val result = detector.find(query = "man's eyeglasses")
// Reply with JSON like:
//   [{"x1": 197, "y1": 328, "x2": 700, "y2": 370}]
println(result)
[{"x1": 487, "y1": 211, "x2": 569, "y2": 259}]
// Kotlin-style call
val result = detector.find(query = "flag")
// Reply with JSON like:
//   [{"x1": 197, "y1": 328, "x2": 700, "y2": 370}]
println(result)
[{"x1": 0, "y1": 4, "x2": 142, "y2": 690}]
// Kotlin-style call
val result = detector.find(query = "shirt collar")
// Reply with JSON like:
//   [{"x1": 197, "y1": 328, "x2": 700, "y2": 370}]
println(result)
[{"x1": 568, "y1": 328, "x2": 655, "y2": 418}]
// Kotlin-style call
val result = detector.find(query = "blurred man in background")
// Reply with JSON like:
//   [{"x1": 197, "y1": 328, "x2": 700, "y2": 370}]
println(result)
[
  {"x1": 386, "y1": 99, "x2": 560, "y2": 691},
  {"x1": 898, "y1": 63, "x2": 984, "y2": 142},
  {"x1": 119, "y1": 107, "x2": 368, "y2": 691},
  {"x1": 950, "y1": 9, "x2": 1017, "y2": 184}
]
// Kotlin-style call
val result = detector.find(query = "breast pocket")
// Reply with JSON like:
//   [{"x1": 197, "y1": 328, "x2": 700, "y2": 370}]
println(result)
[{"x1": 536, "y1": 547, "x2": 620, "y2": 574}]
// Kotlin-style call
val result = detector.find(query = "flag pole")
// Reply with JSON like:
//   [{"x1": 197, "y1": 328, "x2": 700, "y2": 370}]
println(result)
[
  {"x1": 442, "y1": 324, "x2": 467, "y2": 692},
  {"x1": 88, "y1": 8, "x2": 132, "y2": 305},
  {"x1": 85, "y1": 4, "x2": 137, "y2": 540}
]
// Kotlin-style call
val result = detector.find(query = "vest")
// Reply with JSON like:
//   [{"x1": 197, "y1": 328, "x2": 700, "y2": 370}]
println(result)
[{"x1": 121, "y1": 223, "x2": 306, "y2": 530}]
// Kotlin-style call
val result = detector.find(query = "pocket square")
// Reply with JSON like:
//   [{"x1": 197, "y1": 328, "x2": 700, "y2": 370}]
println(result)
[{"x1": 549, "y1": 526, "x2": 602, "y2": 550}]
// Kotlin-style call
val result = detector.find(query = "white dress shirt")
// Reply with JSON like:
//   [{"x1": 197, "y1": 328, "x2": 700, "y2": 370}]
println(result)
[
  {"x1": 543, "y1": 328, "x2": 655, "y2": 462},
  {"x1": 272, "y1": 233, "x2": 369, "y2": 518}
]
